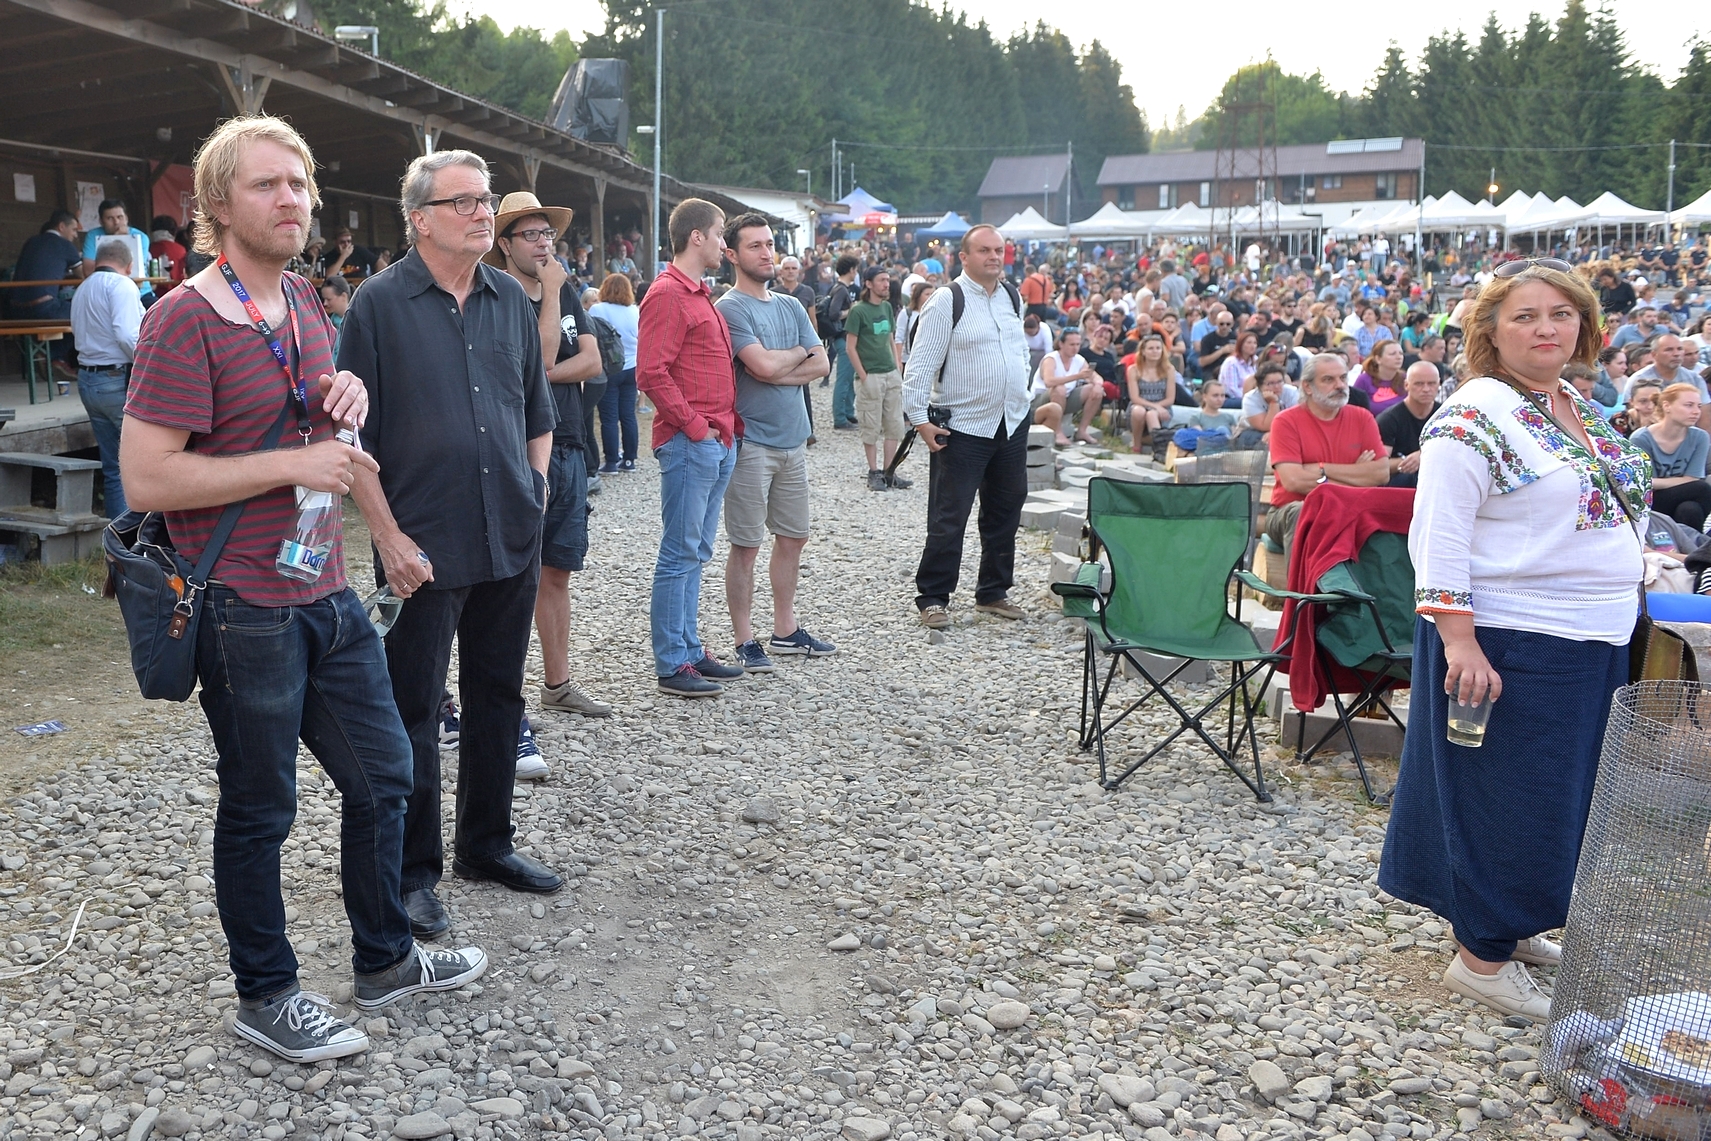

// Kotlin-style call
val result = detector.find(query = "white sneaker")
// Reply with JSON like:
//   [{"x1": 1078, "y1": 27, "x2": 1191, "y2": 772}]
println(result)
[
  {"x1": 515, "y1": 717, "x2": 549, "y2": 781},
  {"x1": 1443, "y1": 956, "x2": 1551, "y2": 1021},
  {"x1": 1513, "y1": 935, "x2": 1562, "y2": 966}
]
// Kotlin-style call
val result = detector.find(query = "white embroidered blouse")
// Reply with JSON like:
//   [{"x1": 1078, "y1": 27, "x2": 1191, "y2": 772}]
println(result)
[{"x1": 1409, "y1": 376, "x2": 1652, "y2": 643}]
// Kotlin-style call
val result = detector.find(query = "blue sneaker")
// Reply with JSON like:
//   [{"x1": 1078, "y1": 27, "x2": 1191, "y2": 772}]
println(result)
[
  {"x1": 438, "y1": 693, "x2": 460, "y2": 750},
  {"x1": 733, "y1": 640, "x2": 775, "y2": 673},
  {"x1": 515, "y1": 717, "x2": 548, "y2": 781},
  {"x1": 769, "y1": 627, "x2": 837, "y2": 657}
]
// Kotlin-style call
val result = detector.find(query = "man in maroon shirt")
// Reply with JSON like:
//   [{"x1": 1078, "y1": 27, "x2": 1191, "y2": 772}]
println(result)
[
  {"x1": 119, "y1": 116, "x2": 486, "y2": 1063},
  {"x1": 638, "y1": 198, "x2": 746, "y2": 697}
]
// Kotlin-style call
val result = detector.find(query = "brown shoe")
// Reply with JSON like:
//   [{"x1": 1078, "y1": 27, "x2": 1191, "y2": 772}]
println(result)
[
  {"x1": 973, "y1": 599, "x2": 1026, "y2": 620},
  {"x1": 918, "y1": 605, "x2": 951, "y2": 629}
]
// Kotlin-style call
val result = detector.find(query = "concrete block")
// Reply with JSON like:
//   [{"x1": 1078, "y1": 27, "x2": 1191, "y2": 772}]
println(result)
[
  {"x1": 1028, "y1": 425, "x2": 1055, "y2": 448},
  {"x1": 1060, "y1": 469, "x2": 1093, "y2": 490},
  {"x1": 1119, "y1": 650, "x2": 1214, "y2": 686},
  {"x1": 1098, "y1": 463, "x2": 1172, "y2": 484},
  {"x1": 1026, "y1": 474, "x2": 1056, "y2": 492},
  {"x1": 1279, "y1": 704, "x2": 1406, "y2": 758},
  {"x1": 1052, "y1": 529, "x2": 1082, "y2": 556},
  {"x1": 1048, "y1": 552, "x2": 1083, "y2": 585},
  {"x1": 1021, "y1": 502, "x2": 1065, "y2": 530},
  {"x1": 1055, "y1": 510, "x2": 1086, "y2": 538}
]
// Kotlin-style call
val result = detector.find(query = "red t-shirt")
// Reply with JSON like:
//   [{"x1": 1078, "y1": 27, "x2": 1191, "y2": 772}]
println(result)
[
  {"x1": 1019, "y1": 272, "x2": 1052, "y2": 306},
  {"x1": 1266, "y1": 403, "x2": 1385, "y2": 506},
  {"x1": 126, "y1": 273, "x2": 347, "y2": 606}
]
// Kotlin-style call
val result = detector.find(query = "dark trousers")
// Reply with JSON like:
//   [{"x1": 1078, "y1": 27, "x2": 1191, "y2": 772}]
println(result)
[
  {"x1": 915, "y1": 418, "x2": 1029, "y2": 610},
  {"x1": 582, "y1": 377, "x2": 608, "y2": 473},
  {"x1": 383, "y1": 564, "x2": 540, "y2": 894},
  {"x1": 1655, "y1": 480, "x2": 1711, "y2": 531},
  {"x1": 196, "y1": 585, "x2": 414, "y2": 1001},
  {"x1": 599, "y1": 368, "x2": 639, "y2": 463}
]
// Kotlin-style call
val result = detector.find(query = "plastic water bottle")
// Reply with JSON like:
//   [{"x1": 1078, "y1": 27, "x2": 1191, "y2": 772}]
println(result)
[{"x1": 276, "y1": 428, "x2": 356, "y2": 582}]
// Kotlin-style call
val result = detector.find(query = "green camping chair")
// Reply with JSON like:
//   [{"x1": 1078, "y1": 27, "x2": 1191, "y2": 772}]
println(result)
[
  {"x1": 1288, "y1": 529, "x2": 1415, "y2": 804},
  {"x1": 1052, "y1": 478, "x2": 1303, "y2": 800}
]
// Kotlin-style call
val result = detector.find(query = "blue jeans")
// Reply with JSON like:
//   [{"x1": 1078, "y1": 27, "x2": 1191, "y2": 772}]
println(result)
[
  {"x1": 832, "y1": 341, "x2": 857, "y2": 426},
  {"x1": 599, "y1": 368, "x2": 639, "y2": 463},
  {"x1": 77, "y1": 367, "x2": 129, "y2": 517},
  {"x1": 195, "y1": 585, "x2": 415, "y2": 1002},
  {"x1": 651, "y1": 432, "x2": 735, "y2": 675}
]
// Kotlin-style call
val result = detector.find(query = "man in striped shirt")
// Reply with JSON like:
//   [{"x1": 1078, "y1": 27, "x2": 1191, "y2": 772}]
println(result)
[
  {"x1": 120, "y1": 115, "x2": 487, "y2": 1065},
  {"x1": 638, "y1": 199, "x2": 746, "y2": 698},
  {"x1": 902, "y1": 224, "x2": 1033, "y2": 629}
]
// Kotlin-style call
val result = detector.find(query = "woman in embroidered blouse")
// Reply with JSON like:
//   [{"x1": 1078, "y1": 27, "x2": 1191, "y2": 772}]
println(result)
[{"x1": 1379, "y1": 261, "x2": 1650, "y2": 1023}]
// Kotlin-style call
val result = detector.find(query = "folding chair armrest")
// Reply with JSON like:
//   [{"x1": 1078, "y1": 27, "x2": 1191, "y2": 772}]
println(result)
[
  {"x1": 1232, "y1": 570, "x2": 1340, "y2": 604},
  {"x1": 1051, "y1": 562, "x2": 1106, "y2": 601},
  {"x1": 1315, "y1": 563, "x2": 1376, "y2": 603}
]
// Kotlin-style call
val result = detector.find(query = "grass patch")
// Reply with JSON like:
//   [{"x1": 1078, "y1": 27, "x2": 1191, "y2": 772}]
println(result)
[{"x1": 0, "y1": 552, "x2": 124, "y2": 654}]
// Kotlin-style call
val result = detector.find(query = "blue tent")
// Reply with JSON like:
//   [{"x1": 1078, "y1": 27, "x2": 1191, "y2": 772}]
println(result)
[
  {"x1": 915, "y1": 211, "x2": 972, "y2": 239},
  {"x1": 826, "y1": 187, "x2": 896, "y2": 223}
]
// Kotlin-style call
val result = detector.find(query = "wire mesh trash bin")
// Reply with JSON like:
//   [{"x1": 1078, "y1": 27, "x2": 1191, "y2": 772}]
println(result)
[{"x1": 1544, "y1": 680, "x2": 1711, "y2": 1140}]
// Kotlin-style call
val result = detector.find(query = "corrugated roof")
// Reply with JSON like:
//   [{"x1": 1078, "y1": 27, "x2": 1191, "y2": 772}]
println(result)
[
  {"x1": 978, "y1": 154, "x2": 1071, "y2": 198},
  {"x1": 1096, "y1": 139, "x2": 1424, "y2": 186}
]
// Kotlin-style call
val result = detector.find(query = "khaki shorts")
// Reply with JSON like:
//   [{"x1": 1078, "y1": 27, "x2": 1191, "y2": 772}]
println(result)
[
  {"x1": 855, "y1": 369, "x2": 906, "y2": 445},
  {"x1": 723, "y1": 440, "x2": 810, "y2": 547}
]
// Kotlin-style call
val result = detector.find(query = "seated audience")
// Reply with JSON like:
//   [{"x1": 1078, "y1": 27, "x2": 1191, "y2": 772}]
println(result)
[
  {"x1": 1264, "y1": 352, "x2": 1390, "y2": 558},
  {"x1": 1235, "y1": 361, "x2": 1298, "y2": 451},
  {"x1": 1631, "y1": 384, "x2": 1711, "y2": 530},
  {"x1": 1354, "y1": 340, "x2": 1407, "y2": 415},
  {"x1": 1377, "y1": 361, "x2": 1442, "y2": 488}
]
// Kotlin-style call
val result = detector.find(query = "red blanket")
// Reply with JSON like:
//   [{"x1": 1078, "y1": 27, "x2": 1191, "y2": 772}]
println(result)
[{"x1": 1272, "y1": 483, "x2": 1415, "y2": 711}]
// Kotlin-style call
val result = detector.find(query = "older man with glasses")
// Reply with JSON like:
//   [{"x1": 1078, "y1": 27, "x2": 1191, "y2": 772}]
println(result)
[
  {"x1": 343, "y1": 152, "x2": 565, "y2": 946},
  {"x1": 1197, "y1": 312, "x2": 1238, "y2": 381}
]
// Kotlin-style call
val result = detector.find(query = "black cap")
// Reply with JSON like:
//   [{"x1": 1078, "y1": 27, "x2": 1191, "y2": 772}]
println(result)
[{"x1": 862, "y1": 266, "x2": 888, "y2": 282}]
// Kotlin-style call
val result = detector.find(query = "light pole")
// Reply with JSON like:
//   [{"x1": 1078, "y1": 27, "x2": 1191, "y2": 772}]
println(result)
[
  {"x1": 333, "y1": 25, "x2": 379, "y2": 56},
  {"x1": 797, "y1": 168, "x2": 811, "y2": 196},
  {"x1": 647, "y1": 7, "x2": 664, "y2": 277},
  {"x1": 638, "y1": 122, "x2": 657, "y2": 272}
]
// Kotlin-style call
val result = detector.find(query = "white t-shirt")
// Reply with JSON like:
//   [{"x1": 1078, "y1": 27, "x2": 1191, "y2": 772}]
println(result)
[
  {"x1": 1238, "y1": 384, "x2": 1300, "y2": 430},
  {"x1": 1032, "y1": 352, "x2": 1089, "y2": 396}
]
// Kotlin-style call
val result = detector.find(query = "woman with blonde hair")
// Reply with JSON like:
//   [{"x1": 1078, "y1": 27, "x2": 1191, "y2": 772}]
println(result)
[
  {"x1": 1630, "y1": 383, "x2": 1711, "y2": 529},
  {"x1": 1125, "y1": 334, "x2": 1179, "y2": 450},
  {"x1": 1380, "y1": 258, "x2": 1650, "y2": 1021}
]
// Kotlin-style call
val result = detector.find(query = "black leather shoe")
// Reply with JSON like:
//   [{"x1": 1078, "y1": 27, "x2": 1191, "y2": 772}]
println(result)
[
  {"x1": 403, "y1": 888, "x2": 449, "y2": 941},
  {"x1": 451, "y1": 850, "x2": 563, "y2": 894}
]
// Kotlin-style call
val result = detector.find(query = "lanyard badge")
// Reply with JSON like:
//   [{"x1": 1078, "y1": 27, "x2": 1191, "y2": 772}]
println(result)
[{"x1": 217, "y1": 255, "x2": 312, "y2": 439}]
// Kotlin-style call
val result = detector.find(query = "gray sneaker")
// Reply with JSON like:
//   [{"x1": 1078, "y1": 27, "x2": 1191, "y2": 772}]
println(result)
[
  {"x1": 354, "y1": 943, "x2": 489, "y2": 1010},
  {"x1": 540, "y1": 678, "x2": 612, "y2": 717},
  {"x1": 231, "y1": 989, "x2": 369, "y2": 1063}
]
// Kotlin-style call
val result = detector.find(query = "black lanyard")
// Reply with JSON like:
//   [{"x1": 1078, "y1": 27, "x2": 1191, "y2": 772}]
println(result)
[{"x1": 217, "y1": 255, "x2": 312, "y2": 440}]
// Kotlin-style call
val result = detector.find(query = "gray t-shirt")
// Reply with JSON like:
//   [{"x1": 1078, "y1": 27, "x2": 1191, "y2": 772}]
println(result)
[
  {"x1": 716, "y1": 287, "x2": 819, "y2": 450},
  {"x1": 1631, "y1": 425, "x2": 1710, "y2": 479}
]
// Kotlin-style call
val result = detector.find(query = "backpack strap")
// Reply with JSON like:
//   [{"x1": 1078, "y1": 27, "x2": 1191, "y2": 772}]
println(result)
[{"x1": 950, "y1": 282, "x2": 965, "y2": 329}]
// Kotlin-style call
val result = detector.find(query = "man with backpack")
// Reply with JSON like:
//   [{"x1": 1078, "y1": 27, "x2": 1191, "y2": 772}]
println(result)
[
  {"x1": 902, "y1": 224, "x2": 1032, "y2": 630},
  {"x1": 821, "y1": 254, "x2": 861, "y2": 429}
]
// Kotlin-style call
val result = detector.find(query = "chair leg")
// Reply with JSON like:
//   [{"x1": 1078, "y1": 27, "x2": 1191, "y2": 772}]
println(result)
[{"x1": 1076, "y1": 631, "x2": 1094, "y2": 750}]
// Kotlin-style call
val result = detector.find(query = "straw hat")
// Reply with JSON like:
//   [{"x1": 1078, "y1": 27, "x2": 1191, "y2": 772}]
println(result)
[{"x1": 481, "y1": 192, "x2": 573, "y2": 268}]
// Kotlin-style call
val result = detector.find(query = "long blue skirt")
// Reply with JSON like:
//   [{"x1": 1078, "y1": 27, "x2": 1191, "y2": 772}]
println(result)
[{"x1": 1378, "y1": 619, "x2": 1628, "y2": 962}]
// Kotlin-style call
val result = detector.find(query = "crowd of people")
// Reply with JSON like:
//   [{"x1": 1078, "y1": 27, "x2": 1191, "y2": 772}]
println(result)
[{"x1": 9, "y1": 104, "x2": 1711, "y2": 1059}]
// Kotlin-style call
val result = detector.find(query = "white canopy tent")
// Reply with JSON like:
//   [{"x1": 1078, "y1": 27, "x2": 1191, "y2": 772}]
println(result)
[
  {"x1": 1224, "y1": 204, "x2": 1325, "y2": 234},
  {"x1": 1582, "y1": 191, "x2": 1667, "y2": 227},
  {"x1": 1068, "y1": 201, "x2": 1168, "y2": 239},
  {"x1": 1149, "y1": 202, "x2": 1215, "y2": 236},
  {"x1": 1331, "y1": 201, "x2": 1425, "y2": 237},
  {"x1": 1672, "y1": 186, "x2": 1711, "y2": 226},
  {"x1": 995, "y1": 206, "x2": 1068, "y2": 241}
]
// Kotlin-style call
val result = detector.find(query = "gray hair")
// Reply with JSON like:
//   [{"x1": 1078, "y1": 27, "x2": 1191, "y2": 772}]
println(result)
[
  {"x1": 399, "y1": 149, "x2": 489, "y2": 244},
  {"x1": 94, "y1": 236, "x2": 133, "y2": 269},
  {"x1": 1301, "y1": 352, "x2": 1346, "y2": 386},
  {"x1": 779, "y1": 255, "x2": 801, "y2": 269}
]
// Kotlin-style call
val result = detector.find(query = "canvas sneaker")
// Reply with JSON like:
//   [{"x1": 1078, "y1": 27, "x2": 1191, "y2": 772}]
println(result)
[
  {"x1": 354, "y1": 943, "x2": 488, "y2": 1010},
  {"x1": 692, "y1": 655, "x2": 745, "y2": 681},
  {"x1": 231, "y1": 989, "x2": 369, "y2": 1063},
  {"x1": 918, "y1": 605, "x2": 951, "y2": 629},
  {"x1": 733, "y1": 640, "x2": 775, "y2": 673},
  {"x1": 438, "y1": 693, "x2": 460, "y2": 750},
  {"x1": 867, "y1": 469, "x2": 889, "y2": 491},
  {"x1": 540, "y1": 679, "x2": 612, "y2": 717},
  {"x1": 1512, "y1": 935, "x2": 1562, "y2": 966},
  {"x1": 515, "y1": 717, "x2": 548, "y2": 781},
  {"x1": 973, "y1": 598, "x2": 1026, "y2": 620},
  {"x1": 886, "y1": 472, "x2": 913, "y2": 490},
  {"x1": 769, "y1": 628, "x2": 837, "y2": 657},
  {"x1": 1443, "y1": 957, "x2": 1551, "y2": 1021}
]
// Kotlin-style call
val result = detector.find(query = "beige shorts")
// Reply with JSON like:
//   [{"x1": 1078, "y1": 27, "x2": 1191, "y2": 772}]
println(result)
[
  {"x1": 855, "y1": 369, "x2": 906, "y2": 445},
  {"x1": 723, "y1": 440, "x2": 810, "y2": 547}
]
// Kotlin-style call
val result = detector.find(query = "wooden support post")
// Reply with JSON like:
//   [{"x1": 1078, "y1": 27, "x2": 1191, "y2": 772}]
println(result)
[
  {"x1": 218, "y1": 61, "x2": 270, "y2": 114},
  {"x1": 522, "y1": 156, "x2": 541, "y2": 194},
  {"x1": 590, "y1": 177, "x2": 607, "y2": 285}
]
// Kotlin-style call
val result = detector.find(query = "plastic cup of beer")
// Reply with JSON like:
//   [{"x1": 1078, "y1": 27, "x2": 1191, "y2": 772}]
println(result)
[{"x1": 1446, "y1": 692, "x2": 1494, "y2": 748}]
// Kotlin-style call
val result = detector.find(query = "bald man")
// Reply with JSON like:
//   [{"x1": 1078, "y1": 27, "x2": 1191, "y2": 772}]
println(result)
[{"x1": 1376, "y1": 361, "x2": 1443, "y2": 489}]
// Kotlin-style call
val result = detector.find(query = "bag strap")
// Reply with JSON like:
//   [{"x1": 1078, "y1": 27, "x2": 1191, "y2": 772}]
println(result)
[{"x1": 185, "y1": 395, "x2": 298, "y2": 594}]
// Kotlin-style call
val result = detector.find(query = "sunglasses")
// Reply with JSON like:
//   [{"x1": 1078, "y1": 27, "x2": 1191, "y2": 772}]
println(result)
[
  {"x1": 363, "y1": 585, "x2": 403, "y2": 637},
  {"x1": 1494, "y1": 257, "x2": 1572, "y2": 278}
]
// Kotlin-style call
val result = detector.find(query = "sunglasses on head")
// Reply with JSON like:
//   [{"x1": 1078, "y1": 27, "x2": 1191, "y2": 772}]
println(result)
[{"x1": 1494, "y1": 257, "x2": 1572, "y2": 278}]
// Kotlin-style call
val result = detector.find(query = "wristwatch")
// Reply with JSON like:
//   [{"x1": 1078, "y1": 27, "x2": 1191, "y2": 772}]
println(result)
[{"x1": 1316, "y1": 464, "x2": 1328, "y2": 484}]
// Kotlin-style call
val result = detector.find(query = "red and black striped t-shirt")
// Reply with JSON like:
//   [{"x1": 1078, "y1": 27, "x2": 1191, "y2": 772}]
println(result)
[{"x1": 126, "y1": 273, "x2": 348, "y2": 606}]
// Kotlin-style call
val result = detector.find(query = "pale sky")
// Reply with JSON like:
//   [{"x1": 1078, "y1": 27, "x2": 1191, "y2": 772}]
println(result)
[{"x1": 459, "y1": 0, "x2": 1708, "y2": 131}]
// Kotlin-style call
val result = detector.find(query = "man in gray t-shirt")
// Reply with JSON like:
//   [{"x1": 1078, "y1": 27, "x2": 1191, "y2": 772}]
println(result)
[{"x1": 715, "y1": 214, "x2": 837, "y2": 672}]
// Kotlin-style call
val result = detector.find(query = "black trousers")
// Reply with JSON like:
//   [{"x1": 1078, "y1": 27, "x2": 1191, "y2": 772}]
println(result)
[
  {"x1": 382, "y1": 563, "x2": 540, "y2": 893},
  {"x1": 915, "y1": 418, "x2": 1029, "y2": 610},
  {"x1": 1655, "y1": 481, "x2": 1711, "y2": 532}
]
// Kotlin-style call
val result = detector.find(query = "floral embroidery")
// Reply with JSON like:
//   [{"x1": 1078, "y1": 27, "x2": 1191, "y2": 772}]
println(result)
[
  {"x1": 1415, "y1": 587, "x2": 1473, "y2": 610},
  {"x1": 1510, "y1": 394, "x2": 1653, "y2": 531},
  {"x1": 1421, "y1": 406, "x2": 1537, "y2": 493}
]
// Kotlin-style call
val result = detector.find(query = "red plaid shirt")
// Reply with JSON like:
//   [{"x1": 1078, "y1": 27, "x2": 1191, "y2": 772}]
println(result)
[{"x1": 637, "y1": 263, "x2": 739, "y2": 449}]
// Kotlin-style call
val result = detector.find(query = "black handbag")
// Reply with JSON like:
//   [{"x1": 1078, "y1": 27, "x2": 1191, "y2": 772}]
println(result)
[{"x1": 103, "y1": 399, "x2": 296, "y2": 701}]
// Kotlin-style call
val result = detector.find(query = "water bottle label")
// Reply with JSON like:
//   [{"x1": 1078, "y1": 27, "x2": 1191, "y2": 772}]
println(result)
[{"x1": 277, "y1": 539, "x2": 329, "y2": 580}]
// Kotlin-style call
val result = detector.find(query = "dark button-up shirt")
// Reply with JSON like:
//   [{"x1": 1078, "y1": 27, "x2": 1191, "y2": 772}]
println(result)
[{"x1": 340, "y1": 248, "x2": 555, "y2": 589}]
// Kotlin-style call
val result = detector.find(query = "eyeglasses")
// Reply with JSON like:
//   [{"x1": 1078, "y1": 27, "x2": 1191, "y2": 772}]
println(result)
[
  {"x1": 1494, "y1": 257, "x2": 1572, "y2": 278},
  {"x1": 422, "y1": 193, "x2": 500, "y2": 217},
  {"x1": 363, "y1": 586, "x2": 403, "y2": 637},
  {"x1": 504, "y1": 227, "x2": 558, "y2": 244}
]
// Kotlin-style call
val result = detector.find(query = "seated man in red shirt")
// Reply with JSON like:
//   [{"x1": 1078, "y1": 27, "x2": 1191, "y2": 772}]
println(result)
[{"x1": 1264, "y1": 351, "x2": 1392, "y2": 559}]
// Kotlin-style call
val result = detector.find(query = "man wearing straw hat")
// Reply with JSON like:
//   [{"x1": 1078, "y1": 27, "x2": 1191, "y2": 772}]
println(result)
[{"x1": 486, "y1": 191, "x2": 614, "y2": 736}]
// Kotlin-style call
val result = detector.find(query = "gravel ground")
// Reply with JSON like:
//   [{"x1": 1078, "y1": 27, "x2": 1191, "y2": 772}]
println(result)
[{"x1": 0, "y1": 422, "x2": 1610, "y2": 1141}]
